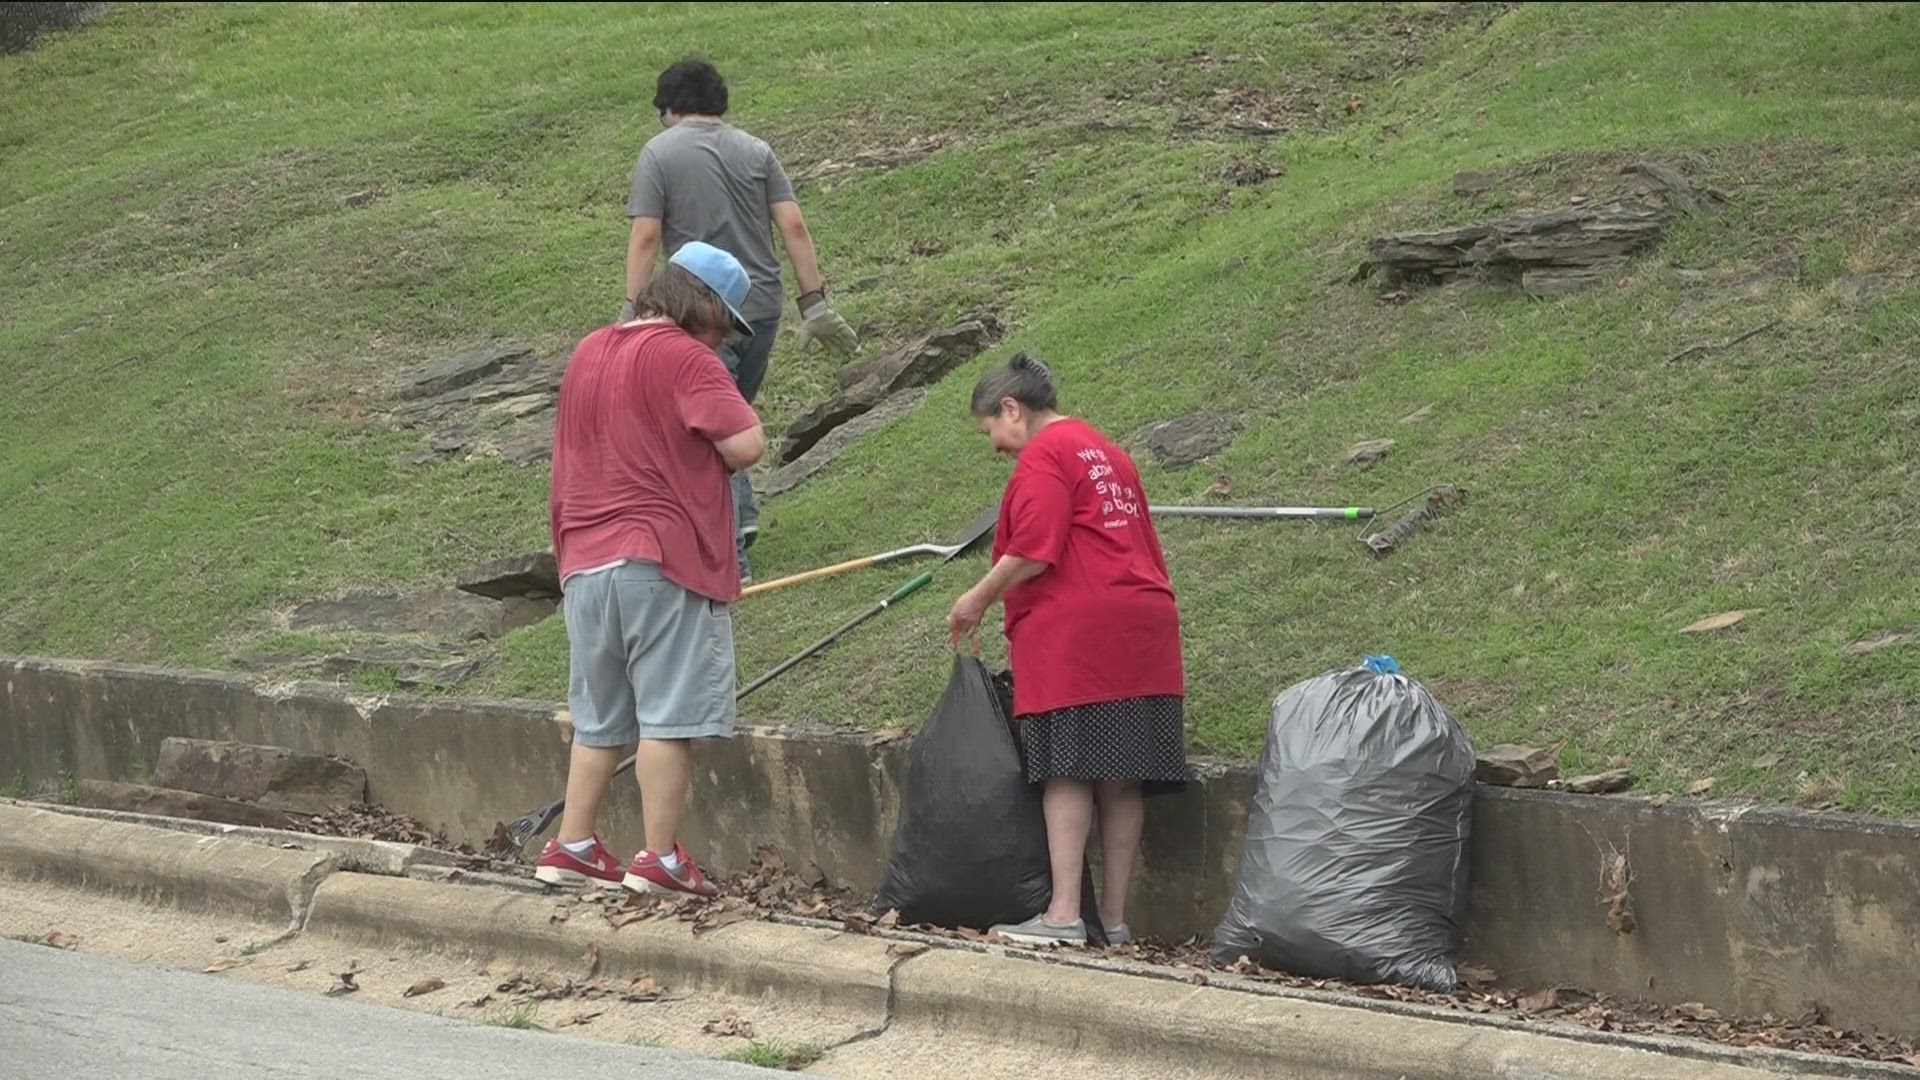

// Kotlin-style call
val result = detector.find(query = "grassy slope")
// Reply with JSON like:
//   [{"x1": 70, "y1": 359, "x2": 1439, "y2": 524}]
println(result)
[{"x1": 2, "y1": 4, "x2": 1915, "y2": 809}]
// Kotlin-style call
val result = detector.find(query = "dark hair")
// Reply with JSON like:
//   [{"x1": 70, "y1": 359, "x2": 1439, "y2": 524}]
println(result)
[
  {"x1": 654, "y1": 58, "x2": 728, "y2": 117},
  {"x1": 632, "y1": 263, "x2": 731, "y2": 339},
  {"x1": 969, "y1": 352, "x2": 1058, "y2": 416}
]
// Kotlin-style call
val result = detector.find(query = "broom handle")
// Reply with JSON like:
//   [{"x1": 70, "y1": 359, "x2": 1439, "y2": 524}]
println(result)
[{"x1": 738, "y1": 554, "x2": 879, "y2": 597}]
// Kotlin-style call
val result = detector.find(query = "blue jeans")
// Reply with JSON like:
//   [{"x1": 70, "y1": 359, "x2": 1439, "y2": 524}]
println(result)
[{"x1": 716, "y1": 317, "x2": 780, "y2": 558}]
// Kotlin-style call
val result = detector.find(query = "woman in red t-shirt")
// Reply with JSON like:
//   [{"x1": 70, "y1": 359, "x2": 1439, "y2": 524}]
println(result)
[{"x1": 947, "y1": 353, "x2": 1189, "y2": 947}]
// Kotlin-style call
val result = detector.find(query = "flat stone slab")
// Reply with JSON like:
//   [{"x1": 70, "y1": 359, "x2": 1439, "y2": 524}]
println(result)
[
  {"x1": 783, "y1": 317, "x2": 999, "y2": 463},
  {"x1": 1140, "y1": 412, "x2": 1237, "y2": 469},
  {"x1": 154, "y1": 737, "x2": 366, "y2": 815},
  {"x1": 455, "y1": 552, "x2": 561, "y2": 601},
  {"x1": 1475, "y1": 743, "x2": 1559, "y2": 788},
  {"x1": 762, "y1": 387, "x2": 929, "y2": 499},
  {"x1": 73, "y1": 780, "x2": 297, "y2": 830},
  {"x1": 1346, "y1": 438, "x2": 1397, "y2": 469},
  {"x1": 397, "y1": 344, "x2": 535, "y2": 400}
]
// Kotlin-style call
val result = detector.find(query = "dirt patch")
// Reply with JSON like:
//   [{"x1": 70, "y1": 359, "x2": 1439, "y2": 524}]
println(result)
[
  {"x1": 64, "y1": 152, "x2": 342, "y2": 274},
  {"x1": 785, "y1": 133, "x2": 954, "y2": 189},
  {"x1": 1137, "y1": 4, "x2": 1513, "y2": 140}
]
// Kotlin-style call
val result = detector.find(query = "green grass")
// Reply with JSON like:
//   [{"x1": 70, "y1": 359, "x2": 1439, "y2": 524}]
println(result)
[
  {"x1": 723, "y1": 1041, "x2": 827, "y2": 1071},
  {"x1": 482, "y1": 1000, "x2": 543, "y2": 1031},
  {"x1": 2, "y1": 4, "x2": 1917, "y2": 809}
]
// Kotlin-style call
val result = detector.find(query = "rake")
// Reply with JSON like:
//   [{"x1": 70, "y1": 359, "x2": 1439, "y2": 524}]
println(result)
[{"x1": 1151, "y1": 484, "x2": 1464, "y2": 556}]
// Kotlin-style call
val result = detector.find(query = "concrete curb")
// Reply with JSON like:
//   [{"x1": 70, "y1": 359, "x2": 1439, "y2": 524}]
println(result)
[
  {"x1": 0, "y1": 803, "x2": 334, "y2": 929},
  {"x1": 302, "y1": 872, "x2": 898, "y2": 1018},
  {"x1": 894, "y1": 948, "x2": 1804, "y2": 1080},
  {"x1": 1, "y1": 797, "x2": 461, "y2": 876},
  {"x1": 5, "y1": 808, "x2": 1911, "y2": 1080},
  {"x1": 1021, "y1": 949, "x2": 1920, "y2": 1080}
]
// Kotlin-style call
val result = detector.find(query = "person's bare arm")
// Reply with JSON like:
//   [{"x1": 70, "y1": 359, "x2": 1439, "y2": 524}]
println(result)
[
  {"x1": 947, "y1": 555, "x2": 1049, "y2": 643},
  {"x1": 713, "y1": 424, "x2": 766, "y2": 472},
  {"x1": 625, "y1": 217, "x2": 663, "y2": 305},
  {"x1": 770, "y1": 201, "x2": 824, "y2": 296}
]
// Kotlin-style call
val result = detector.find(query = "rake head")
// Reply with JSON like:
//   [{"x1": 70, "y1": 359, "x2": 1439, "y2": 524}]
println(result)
[
  {"x1": 1362, "y1": 484, "x2": 1465, "y2": 557},
  {"x1": 492, "y1": 802, "x2": 561, "y2": 859}
]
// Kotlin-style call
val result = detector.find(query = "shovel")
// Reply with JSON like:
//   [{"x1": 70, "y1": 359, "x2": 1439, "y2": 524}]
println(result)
[
  {"x1": 739, "y1": 500, "x2": 1000, "y2": 599},
  {"x1": 497, "y1": 569, "x2": 936, "y2": 854}
]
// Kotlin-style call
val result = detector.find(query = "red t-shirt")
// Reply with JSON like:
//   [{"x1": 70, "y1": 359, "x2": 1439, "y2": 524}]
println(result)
[
  {"x1": 549, "y1": 322, "x2": 759, "y2": 603},
  {"x1": 994, "y1": 417, "x2": 1184, "y2": 716}
]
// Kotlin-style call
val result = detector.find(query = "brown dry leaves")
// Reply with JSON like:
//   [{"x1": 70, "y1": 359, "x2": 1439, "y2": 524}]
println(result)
[
  {"x1": 1680, "y1": 610, "x2": 1750, "y2": 633},
  {"x1": 702, "y1": 1010, "x2": 756, "y2": 1038},
  {"x1": 1600, "y1": 850, "x2": 1637, "y2": 935},
  {"x1": 326, "y1": 963, "x2": 360, "y2": 996},
  {"x1": 557, "y1": 846, "x2": 868, "y2": 938},
  {"x1": 479, "y1": 970, "x2": 670, "y2": 1008},
  {"x1": 488, "y1": 843, "x2": 1920, "y2": 1066}
]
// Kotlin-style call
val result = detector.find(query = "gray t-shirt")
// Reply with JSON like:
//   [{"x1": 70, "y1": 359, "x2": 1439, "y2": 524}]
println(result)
[{"x1": 627, "y1": 119, "x2": 796, "y2": 322}]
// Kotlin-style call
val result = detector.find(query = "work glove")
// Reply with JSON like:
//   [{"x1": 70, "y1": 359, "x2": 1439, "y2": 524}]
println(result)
[
  {"x1": 794, "y1": 290, "x2": 860, "y2": 355},
  {"x1": 618, "y1": 297, "x2": 637, "y2": 322}
]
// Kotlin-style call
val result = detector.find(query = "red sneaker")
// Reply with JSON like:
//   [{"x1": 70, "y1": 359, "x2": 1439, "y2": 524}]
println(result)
[
  {"x1": 533, "y1": 836, "x2": 624, "y2": 887},
  {"x1": 622, "y1": 844, "x2": 718, "y2": 898}
]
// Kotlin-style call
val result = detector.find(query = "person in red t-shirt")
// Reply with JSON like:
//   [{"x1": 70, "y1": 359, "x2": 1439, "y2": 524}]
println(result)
[
  {"x1": 535, "y1": 242, "x2": 765, "y2": 899},
  {"x1": 946, "y1": 353, "x2": 1189, "y2": 947}
]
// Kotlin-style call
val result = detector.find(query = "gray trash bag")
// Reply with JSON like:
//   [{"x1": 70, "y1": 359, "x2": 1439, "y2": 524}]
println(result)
[{"x1": 1212, "y1": 659, "x2": 1475, "y2": 991}]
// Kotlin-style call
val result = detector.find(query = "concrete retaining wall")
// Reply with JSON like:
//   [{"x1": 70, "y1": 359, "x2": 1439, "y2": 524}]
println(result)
[{"x1": 4, "y1": 655, "x2": 1917, "y2": 1035}]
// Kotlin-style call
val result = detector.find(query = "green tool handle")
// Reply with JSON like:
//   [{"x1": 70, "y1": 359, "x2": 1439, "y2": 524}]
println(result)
[
  {"x1": 1149, "y1": 505, "x2": 1373, "y2": 520},
  {"x1": 885, "y1": 570, "x2": 936, "y2": 602}
]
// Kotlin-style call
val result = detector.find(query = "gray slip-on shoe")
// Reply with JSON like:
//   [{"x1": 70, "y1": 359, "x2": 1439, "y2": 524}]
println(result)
[{"x1": 991, "y1": 914, "x2": 1087, "y2": 946}]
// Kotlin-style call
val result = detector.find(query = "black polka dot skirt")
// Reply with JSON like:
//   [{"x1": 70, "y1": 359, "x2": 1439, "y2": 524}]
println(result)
[{"x1": 1017, "y1": 695, "x2": 1191, "y2": 794}]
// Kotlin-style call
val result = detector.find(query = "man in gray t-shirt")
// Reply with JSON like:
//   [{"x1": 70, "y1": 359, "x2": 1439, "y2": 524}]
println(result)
[{"x1": 622, "y1": 59, "x2": 860, "y2": 580}]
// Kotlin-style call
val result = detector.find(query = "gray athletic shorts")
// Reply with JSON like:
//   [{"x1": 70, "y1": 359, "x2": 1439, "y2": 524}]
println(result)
[{"x1": 563, "y1": 561, "x2": 736, "y2": 747}]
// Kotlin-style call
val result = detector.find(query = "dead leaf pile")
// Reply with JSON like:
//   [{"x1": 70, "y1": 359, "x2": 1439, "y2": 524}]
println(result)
[
  {"x1": 326, "y1": 963, "x2": 360, "y2": 996},
  {"x1": 1194, "y1": 955, "x2": 1919, "y2": 1064},
  {"x1": 478, "y1": 970, "x2": 672, "y2": 1008},
  {"x1": 301, "y1": 803, "x2": 458, "y2": 847},
  {"x1": 295, "y1": 802, "x2": 525, "y2": 874},
  {"x1": 702, "y1": 1010, "x2": 756, "y2": 1039},
  {"x1": 557, "y1": 846, "x2": 869, "y2": 937},
  {"x1": 470, "y1": 842, "x2": 1920, "y2": 1065}
]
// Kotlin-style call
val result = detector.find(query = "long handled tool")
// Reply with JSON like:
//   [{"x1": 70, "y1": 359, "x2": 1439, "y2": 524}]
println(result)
[
  {"x1": 1149, "y1": 504, "x2": 1374, "y2": 520},
  {"x1": 739, "y1": 500, "x2": 999, "y2": 598},
  {"x1": 496, "y1": 570, "x2": 936, "y2": 854},
  {"x1": 1150, "y1": 485, "x2": 1464, "y2": 556}
]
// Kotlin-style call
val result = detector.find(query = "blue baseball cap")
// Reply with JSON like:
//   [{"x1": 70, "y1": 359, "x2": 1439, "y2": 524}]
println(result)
[{"x1": 668, "y1": 241, "x2": 754, "y2": 336}]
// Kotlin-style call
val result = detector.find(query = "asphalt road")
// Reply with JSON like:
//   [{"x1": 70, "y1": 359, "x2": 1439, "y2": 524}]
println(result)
[{"x1": 0, "y1": 939, "x2": 777, "y2": 1079}]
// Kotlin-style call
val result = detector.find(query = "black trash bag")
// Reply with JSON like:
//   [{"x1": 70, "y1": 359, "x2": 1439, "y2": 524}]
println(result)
[
  {"x1": 1213, "y1": 659, "x2": 1474, "y2": 991},
  {"x1": 870, "y1": 656, "x2": 1102, "y2": 941}
]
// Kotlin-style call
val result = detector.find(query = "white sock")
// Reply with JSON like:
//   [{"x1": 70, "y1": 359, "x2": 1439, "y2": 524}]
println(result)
[
  {"x1": 656, "y1": 848, "x2": 683, "y2": 873},
  {"x1": 561, "y1": 837, "x2": 596, "y2": 857}
]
